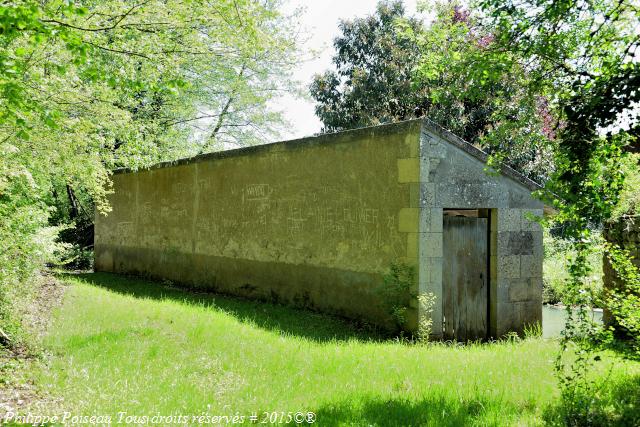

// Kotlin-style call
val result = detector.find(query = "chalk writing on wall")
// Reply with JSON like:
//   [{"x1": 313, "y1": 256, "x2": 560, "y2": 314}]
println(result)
[{"x1": 105, "y1": 138, "x2": 409, "y2": 272}]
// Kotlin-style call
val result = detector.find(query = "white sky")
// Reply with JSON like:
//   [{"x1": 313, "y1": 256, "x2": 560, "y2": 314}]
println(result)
[{"x1": 274, "y1": 0, "x2": 426, "y2": 140}]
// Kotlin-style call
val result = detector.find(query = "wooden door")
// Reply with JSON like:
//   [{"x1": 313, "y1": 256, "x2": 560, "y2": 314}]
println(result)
[{"x1": 442, "y1": 216, "x2": 488, "y2": 341}]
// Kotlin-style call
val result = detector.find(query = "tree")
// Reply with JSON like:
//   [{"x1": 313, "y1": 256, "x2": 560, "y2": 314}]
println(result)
[
  {"x1": 477, "y1": 0, "x2": 640, "y2": 420},
  {"x1": 310, "y1": 1, "x2": 427, "y2": 132},
  {"x1": 310, "y1": 1, "x2": 554, "y2": 182},
  {"x1": 477, "y1": 0, "x2": 639, "y2": 223},
  {"x1": 405, "y1": 1, "x2": 556, "y2": 181},
  {"x1": 0, "y1": 0, "x2": 302, "y2": 345}
]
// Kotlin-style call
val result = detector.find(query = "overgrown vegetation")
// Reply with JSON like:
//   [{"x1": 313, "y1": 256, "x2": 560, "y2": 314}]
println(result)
[
  {"x1": 376, "y1": 262, "x2": 416, "y2": 332},
  {"x1": 602, "y1": 156, "x2": 640, "y2": 348},
  {"x1": 0, "y1": 206, "x2": 66, "y2": 345},
  {"x1": 417, "y1": 292, "x2": 436, "y2": 341},
  {"x1": 603, "y1": 233, "x2": 640, "y2": 351},
  {"x1": 375, "y1": 262, "x2": 435, "y2": 339},
  {"x1": 610, "y1": 154, "x2": 640, "y2": 221},
  {"x1": 543, "y1": 230, "x2": 603, "y2": 306},
  {"x1": 475, "y1": 0, "x2": 639, "y2": 422}
]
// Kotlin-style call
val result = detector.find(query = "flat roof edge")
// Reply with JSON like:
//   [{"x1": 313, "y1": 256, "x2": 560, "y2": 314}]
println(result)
[{"x1": 112, "y1": 119, "x2": 423, "y2": 175}]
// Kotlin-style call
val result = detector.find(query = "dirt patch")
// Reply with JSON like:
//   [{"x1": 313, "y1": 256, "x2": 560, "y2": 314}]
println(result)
[
  {"x1": 0, "y1": 272, "x2": 68, "y2": 418},
  {"x1": 24, "y1": 273, "x2": 67, "y2": 342}
]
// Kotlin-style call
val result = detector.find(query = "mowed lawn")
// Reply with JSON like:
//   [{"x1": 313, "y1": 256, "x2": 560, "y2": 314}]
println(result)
[{"x1": 35, "y1": 273, "x2": 640, "y2": 426}]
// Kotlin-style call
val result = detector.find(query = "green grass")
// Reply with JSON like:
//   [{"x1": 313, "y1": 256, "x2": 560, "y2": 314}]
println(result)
[{"x1": 33, "y1": 273, "x2": 640, "y2": 426}]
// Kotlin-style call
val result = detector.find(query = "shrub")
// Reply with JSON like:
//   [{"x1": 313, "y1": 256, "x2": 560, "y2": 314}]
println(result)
[
  {"x1": 417, "y1": 293, "x2": 436, "y2": 341},
  {"x1": 543, "y1": 229, "x2": 603, "y2": 306},
  {"x1": 376, "y1": 262, "x2": 436, "y2": 340},
  {"x1": 0, "y1": 174, "x2": 67, "y2": 347}
]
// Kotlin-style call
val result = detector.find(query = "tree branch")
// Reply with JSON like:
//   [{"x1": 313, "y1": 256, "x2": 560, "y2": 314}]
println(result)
[{"x1": 40, "y1": 1, "x2": 148, "y2": 33}]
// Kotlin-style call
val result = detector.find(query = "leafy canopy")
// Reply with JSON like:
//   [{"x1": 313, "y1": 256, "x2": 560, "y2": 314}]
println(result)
[
  {"x1": 310, "y1": 1, "x2": 426, "y2": 132},
  {"x1": 0, "y1": 0, "x2": 302, "y2": 343},
  {"x1": 311, "y1": 0, "x2": 554, "y2": 182}
]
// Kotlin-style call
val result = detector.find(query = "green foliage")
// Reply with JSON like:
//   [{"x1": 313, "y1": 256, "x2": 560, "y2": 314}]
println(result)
[
  {"x1": 0, "y1": 0, "x2": 302, "y2": 345},
  {"x1": 310, "y1": 1, "x2": 426, "y2": 131},
  {"x1": 311, "y1": 0, "x2": 554, "y2": 181},
  {"x1": 377, "y1": 262, "x2": 416, "y2": 332},
  {"x1": 523, "y1": 322, "x2": 542, "y2": 339},
  {"x1": 374, "y1": 261, "x2": 435, "y2": 339},
  {"x1": 543, "y1": 372, "x2": 640, "y2": 426},
  {"x1": 611, "y1": 154, "x2": 640, "y2": 221},
  {"x1": 417, "y1": 292, "x2": 436, "y2": 341},
  {"x1": 603, "y1": 241, "x2": 640, "y2": 353},
  {"x1": 406, "y1": 1, "x2": 555, "y2": 182},
  {"x1": 543, "y1": 229, "x2": 603, "y2": 306},
  {"x1": 550, "y1": 235, "x2": 614, "y2": 424},
  {"x1": 0, "y1": 175, "x2": 68, "y2": 343},
  {"x1": 477, "y1": 0, "x2": 639, "y2": 228},
  {"x1": 477, "y1": 0, "x2": 639, "y2": 420},
  {"x1": 477, "y1": 0, "x2": 639, "y2": 233}
]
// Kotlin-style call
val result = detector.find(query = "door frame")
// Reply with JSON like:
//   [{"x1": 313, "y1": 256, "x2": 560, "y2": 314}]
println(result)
[{"x1": 442, "y1": 208, "x2": 491, "y2": 340}]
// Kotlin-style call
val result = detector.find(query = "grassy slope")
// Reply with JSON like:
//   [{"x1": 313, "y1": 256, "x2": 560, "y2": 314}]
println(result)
[{"x1": 37, "y1": 273, "x2": 639, "y2": 426}]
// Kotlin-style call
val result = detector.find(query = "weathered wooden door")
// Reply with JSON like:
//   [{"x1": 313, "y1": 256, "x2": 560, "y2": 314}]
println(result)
[{"x1": 442, "y1": 216, "x2": 488, "y2": 341}]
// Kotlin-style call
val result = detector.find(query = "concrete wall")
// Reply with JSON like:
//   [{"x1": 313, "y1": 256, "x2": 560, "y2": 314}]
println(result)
[
  {"x1": 95, "y1": 121, "x2": 423, "y2": 327},
  {"x1": 414, "y1": 123, "x2": 544, "y2": 338}
]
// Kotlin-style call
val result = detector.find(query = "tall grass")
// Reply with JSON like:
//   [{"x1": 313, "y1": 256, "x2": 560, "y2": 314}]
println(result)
[{"x1": 33, "y1": 273, "x2": 640, "y2": 426}]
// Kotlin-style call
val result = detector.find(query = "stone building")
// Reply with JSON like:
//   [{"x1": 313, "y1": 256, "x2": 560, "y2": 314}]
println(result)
[{"x1": 95, "y1": 119, "x2": 544, "y2": 340}]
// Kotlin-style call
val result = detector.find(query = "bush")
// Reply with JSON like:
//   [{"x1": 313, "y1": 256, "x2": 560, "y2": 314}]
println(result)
[
  {"x1": 59, "y1": 245, "x2": 94, "y2": 270},
  {"x1": 0, "y1": 174, "x2": 67, "y2": 346},
  {"x1": 543, "y1": 229, "x2": 604, "y2": 306},
  {"x1": 376, "y1": 262, "x2": 436, "y2": 340}
]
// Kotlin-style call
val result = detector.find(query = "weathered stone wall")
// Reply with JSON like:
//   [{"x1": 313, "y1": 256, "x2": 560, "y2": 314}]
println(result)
[
  {"x1": 95, "y1": 121, "x2": 423, "y2": 327},
  {"x1": 603, "y1": 216, "x2": 640, "y2": 328},
  {"x1": 415, "y1": 123, "x2": 544, "y2": 338}
]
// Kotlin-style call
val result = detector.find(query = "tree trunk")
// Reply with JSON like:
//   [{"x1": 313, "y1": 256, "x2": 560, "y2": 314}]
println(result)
[
  {"x1": 66, "y1": 184, "x2": 79, "y2": 219},
  {"x1": 201, "y1": 63, "x2": 247, "y2": 153},
  {"x1": 0, "y1": 327, "x2": 11, "y2": 348}
]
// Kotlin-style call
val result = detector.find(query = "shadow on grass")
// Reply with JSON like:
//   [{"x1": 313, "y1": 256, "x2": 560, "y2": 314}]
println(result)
[
  {"x1": 543, "y1": 373, "x2": 640, "y2": 426},
  {"x1": 60, "y1": 272, "x2": 385, "y2": 344},
  {"x1": 313, "y1": 395, "x2": 523, "y2": 426}
]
